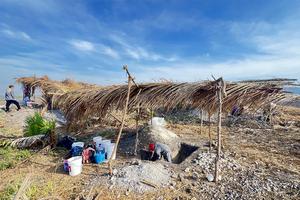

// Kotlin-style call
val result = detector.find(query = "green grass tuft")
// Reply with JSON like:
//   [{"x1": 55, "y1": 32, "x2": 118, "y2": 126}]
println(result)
[{"x1": 0, "y1": 147, "x2": 31, "y2": 170}]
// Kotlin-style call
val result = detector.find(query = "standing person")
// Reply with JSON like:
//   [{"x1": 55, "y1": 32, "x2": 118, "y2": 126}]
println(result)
[{"x1": 5, "y1": 85, "x2": 21, "y2": 112}]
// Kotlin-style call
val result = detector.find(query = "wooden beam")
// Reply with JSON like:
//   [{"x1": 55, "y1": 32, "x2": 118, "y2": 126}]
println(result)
[
  {"x1": 200, "y1": 109, "x2": 203, "y2": 135},
  {"x1": 214, "y1": 77, "x2": 226, "y2": 183},
  {"x1": 134, "y1": 105, "x2": 140, "y2": 155},
  {"x1": 108, "y1": 65, "x2": 133, "y2": 175}
]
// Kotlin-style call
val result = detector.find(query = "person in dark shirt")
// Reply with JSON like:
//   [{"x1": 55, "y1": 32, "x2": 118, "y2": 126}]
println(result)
[{"x1": 5, "y1": 85, "x2": 21, "y2": 112}]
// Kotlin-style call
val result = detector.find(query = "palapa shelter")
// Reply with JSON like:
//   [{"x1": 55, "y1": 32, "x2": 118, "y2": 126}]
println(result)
[
  {"x1": 16, "y1": 76, "x2": 98, "y2": 109},
  {"x1": 16, "y1": 74, "x2": 292, "y2": 182},
  {"x1": 17, "y1": 76, "x2": 287, "y2": 126}
]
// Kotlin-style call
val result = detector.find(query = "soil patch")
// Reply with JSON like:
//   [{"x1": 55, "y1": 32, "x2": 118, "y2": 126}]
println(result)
[{"x1": 173, "y1": 143, "x2": 199, "y2": 164}]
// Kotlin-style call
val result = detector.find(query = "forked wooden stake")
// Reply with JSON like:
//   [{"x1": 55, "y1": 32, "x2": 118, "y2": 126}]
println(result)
[
  {"x1": 108, "y1": 65, "x2": 133, "y2": 175},
  {"x1": 214, "y1": 77, "x2": 226, "y2": 183}
]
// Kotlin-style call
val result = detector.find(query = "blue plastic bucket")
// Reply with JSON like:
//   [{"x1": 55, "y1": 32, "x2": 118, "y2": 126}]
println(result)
[{"x1": 94, "y1": 152, "x2": 105, "y2": 164}]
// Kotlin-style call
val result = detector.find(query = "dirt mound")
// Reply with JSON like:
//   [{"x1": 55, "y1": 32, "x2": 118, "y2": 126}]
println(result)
[
  {"x1": 138, "y1": 125, "x2": 180, "y2": 157},
  {"x1": 110, "y1": 161, "x2": 171, "y2": 193}
]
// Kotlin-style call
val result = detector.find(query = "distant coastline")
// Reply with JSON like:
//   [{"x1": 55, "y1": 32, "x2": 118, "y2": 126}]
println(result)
[{"x1": 284, "y1": 86, "x2": 300, "y2": 95}]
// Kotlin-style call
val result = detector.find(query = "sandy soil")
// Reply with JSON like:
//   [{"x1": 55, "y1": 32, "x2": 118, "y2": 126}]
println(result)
[{"x1": 0, "y1": 105, "x2": 299, "y2": 199}]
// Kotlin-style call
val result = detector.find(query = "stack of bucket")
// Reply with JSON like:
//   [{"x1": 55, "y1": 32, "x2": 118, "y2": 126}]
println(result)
[
  {"x1": 64, "y1": 137, "x2": 116, "y2": 176},
  {"x1": 93, "y1": 137, "x2": 116, "y2": 162},
  {"x1": 65, "y1": 141, "x2": 84, "y2": 176}
]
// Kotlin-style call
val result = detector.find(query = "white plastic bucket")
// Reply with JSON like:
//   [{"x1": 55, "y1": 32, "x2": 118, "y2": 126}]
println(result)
[
  {"x1": 71, "y1": 142, "x2": 84, "y2": 148},
  {"x1": 149, "y1": 117, "x2": 166, "y2": 127},
  {"x1": 106, "y1": 143, "x2": 116, "y2": 160},
  {"x1": 67, "y1": 156, "x2": 82, "y2": 176},
  {"x1": 93, "y1": 137, "x2": 102, "y2": 151},
  {"x1": 100, "y1": 140, "x2": 111, "y2": 153}
]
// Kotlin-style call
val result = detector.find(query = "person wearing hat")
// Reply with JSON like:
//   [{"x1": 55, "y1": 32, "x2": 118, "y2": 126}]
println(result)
[
  {"x1": 5, "y1": 85, "x2": 21, "y2": 112},
  {"x1": 149, "y1": 142, "x2": 172, "y2": 162}
]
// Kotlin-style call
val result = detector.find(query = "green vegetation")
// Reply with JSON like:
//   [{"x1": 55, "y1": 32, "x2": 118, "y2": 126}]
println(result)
[
  {"x1": 26, "y1": 181, "x2": 55, "y2": 199},
  {"x1": 41, "y1": 120, "x2": 56, "y2": 135},
  {"x1": 24, "y1": 112, "x2": 55, "y2": 137},
  {"x1": 0, "y1": 180, "x2": 21, "y2": 200},
  {"x1": 0, "y1": 147, "x2": 31, "y2": 170}
]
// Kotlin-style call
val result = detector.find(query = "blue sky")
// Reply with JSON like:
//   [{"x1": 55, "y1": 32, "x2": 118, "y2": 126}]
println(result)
[{"x1": 1, "y1": 0, "x2": 300, "y2": 92}]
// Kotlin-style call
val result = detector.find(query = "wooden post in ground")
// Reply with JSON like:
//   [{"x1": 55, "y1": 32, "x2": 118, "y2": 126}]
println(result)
[
  {"x1": 208, "y1": 114, "x2": 211, "y2": 150},
  {"x1": 214, "y1": 78, "x2": 226, "y2": 183},
  {"x1": 200, "y1": 109, "x2": 203, "y2": 135},
  {"x1": 108, "y1": 65, "x2": 132, "y2": 175},
  {"x1": 134, "y1": 105, "x2": 140, "y2": 155}
]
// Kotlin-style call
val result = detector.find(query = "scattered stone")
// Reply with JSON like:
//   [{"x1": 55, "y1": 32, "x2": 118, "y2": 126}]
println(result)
[
  {"x1": 184, "y1": 167, "x2": 190, "y2": 173},
  {"x1": 131, "y1": 159, "x2": 141, "y2": 165},
  {"x1": 170, "y1": 181, "x2": 176, "y2": 186},
  {"x1": 178, "y1": 173, "x2": 185, "y2": 182},
  {"x1": 192, "y1": 172, "x2": 199, "y2": 180},
  {"x1": 125, "y1": 189, "x2": 130, "y2": 196},
  {"x1": 112, "y1": 169, "x2": 118, "y2": 176},
  {"x1": 185, "y1": 187, "x2": 192, "y2": 194},
  {"x1": 171, "y1": 173, "x2": 177, "y2": 178},
  {"x1": 206, "y1": 174, "x2": 214, "y2": 182},
  {"x1": 192, "y1": 159, "x2": 199, "y2": 164},
  {"x1": 156, "y1": 196, "x2": 164, "y2": 200}
]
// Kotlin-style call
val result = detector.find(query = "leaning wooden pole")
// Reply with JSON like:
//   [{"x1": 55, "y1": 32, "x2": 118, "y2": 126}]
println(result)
[
  {"x1": 108, "y1": 65, "x2": 132, "y2": 175},
  {"x1": 134, "y1": 105, "x2": 140, "y2": 156},
  {"x1": 200, "y1": 109, "x2": 203, "y2": 135},
  {"x1": 214, "y1": 78, "x2": 226, "y2": 182}
]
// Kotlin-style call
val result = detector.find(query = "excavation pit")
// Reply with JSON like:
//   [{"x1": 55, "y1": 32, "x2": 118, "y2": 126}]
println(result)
[{"x1": 173, "y1": 143, "x2": 199, "y2": 164}]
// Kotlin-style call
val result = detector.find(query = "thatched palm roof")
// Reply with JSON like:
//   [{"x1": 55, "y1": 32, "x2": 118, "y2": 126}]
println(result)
[{"x1": 17, "y1": 76, "x2": 287, "y2": 124}]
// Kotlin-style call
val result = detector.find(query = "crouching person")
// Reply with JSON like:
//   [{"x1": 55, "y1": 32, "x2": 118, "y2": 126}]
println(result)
[{"x1": 149, "y1": 143, "x2": 172, "y2": 162}]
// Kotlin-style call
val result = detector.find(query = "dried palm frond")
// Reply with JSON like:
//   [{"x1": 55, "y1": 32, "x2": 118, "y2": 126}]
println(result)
[{"x1": 17, "y1": 76, "x2": 291, "y2": 128}]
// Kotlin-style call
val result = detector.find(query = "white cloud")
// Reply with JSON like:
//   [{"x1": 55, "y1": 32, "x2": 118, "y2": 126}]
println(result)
[
  {"x1": 1, "y1": 29, "x2": 32, "y2": 41},
  {"x1": 101, "y1": 46, "x2": 120, "y2": 59},
  {"x1": 110, "y1": 35, "x2": 176, "y2": 61},
  {"x1": 131, "y1": 20, "x2": 300, "y2": 82},
  {"x1": 69, "y1": 39, "x2": 95, "y2": 51}
]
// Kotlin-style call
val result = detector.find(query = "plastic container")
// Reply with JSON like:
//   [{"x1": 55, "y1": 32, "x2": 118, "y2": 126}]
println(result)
[
  {"x1": 94, "y1": 151, "x2": 105, "y2": 164},
  {"x1": 106, "y1": 143, "x2": 116, "y2": 160},
  {"x1": 149, "y1": 117, "x2": 166, "y2": 127},
  {"x1": 71, "y1": 142, "x2": 84, "y2": 148},
  {"x1": 71, "y1": 146, "x2": 83, "y2": 157},
  {"x1": 100, "y1": 140, "x2": 111, "y2": 153},
  {"x1": 67, "y1": 156, "x2": 82, "y2": 176},
  {"x1": 63, "y1": 159, "x2": 69, "y2": 172},
  {"x1": 93, "y1": 137, "x2": 102, "y2": 151}
]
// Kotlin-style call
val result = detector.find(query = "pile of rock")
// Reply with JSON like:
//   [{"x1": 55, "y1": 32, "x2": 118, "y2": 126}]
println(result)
[
  {"x1": 191, "y1": 152, "x2": 241, "y2": 173},
  {"x1": 109, "y1": 161, "x2": 171, "y2": 193}
]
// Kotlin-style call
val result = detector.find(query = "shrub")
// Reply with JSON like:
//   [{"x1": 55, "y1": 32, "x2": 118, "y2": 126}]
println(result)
[{"x1": 24, "y1": 112, "x2": 55, "y2": 137}]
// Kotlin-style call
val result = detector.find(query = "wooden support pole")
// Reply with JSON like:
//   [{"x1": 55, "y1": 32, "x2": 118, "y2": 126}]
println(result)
[
  {"x1": 108, "y1": 66, "x2": 132, "y2": 175},
  {"x1": 200, "y1": 109, "x2": 203, "y2": 135},
  {"x1": 134, "y1": 105, "x2": 140, "y2": 156},
  {"x1": 208, "y1": 113, "x2": 212, "y2": 152},
  {"x1": 214, "y1": 78, "x2": 226, "y2": 183}
]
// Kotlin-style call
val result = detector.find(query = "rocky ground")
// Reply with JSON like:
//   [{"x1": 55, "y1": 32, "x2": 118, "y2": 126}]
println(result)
[{"x1": 0, "y1": 103, "x2": 299, "y2": 199}]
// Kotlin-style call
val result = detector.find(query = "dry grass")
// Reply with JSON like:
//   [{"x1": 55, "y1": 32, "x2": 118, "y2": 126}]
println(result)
[{"x1": 16, "y1": 76, "x2": 289, "y2": 130}]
